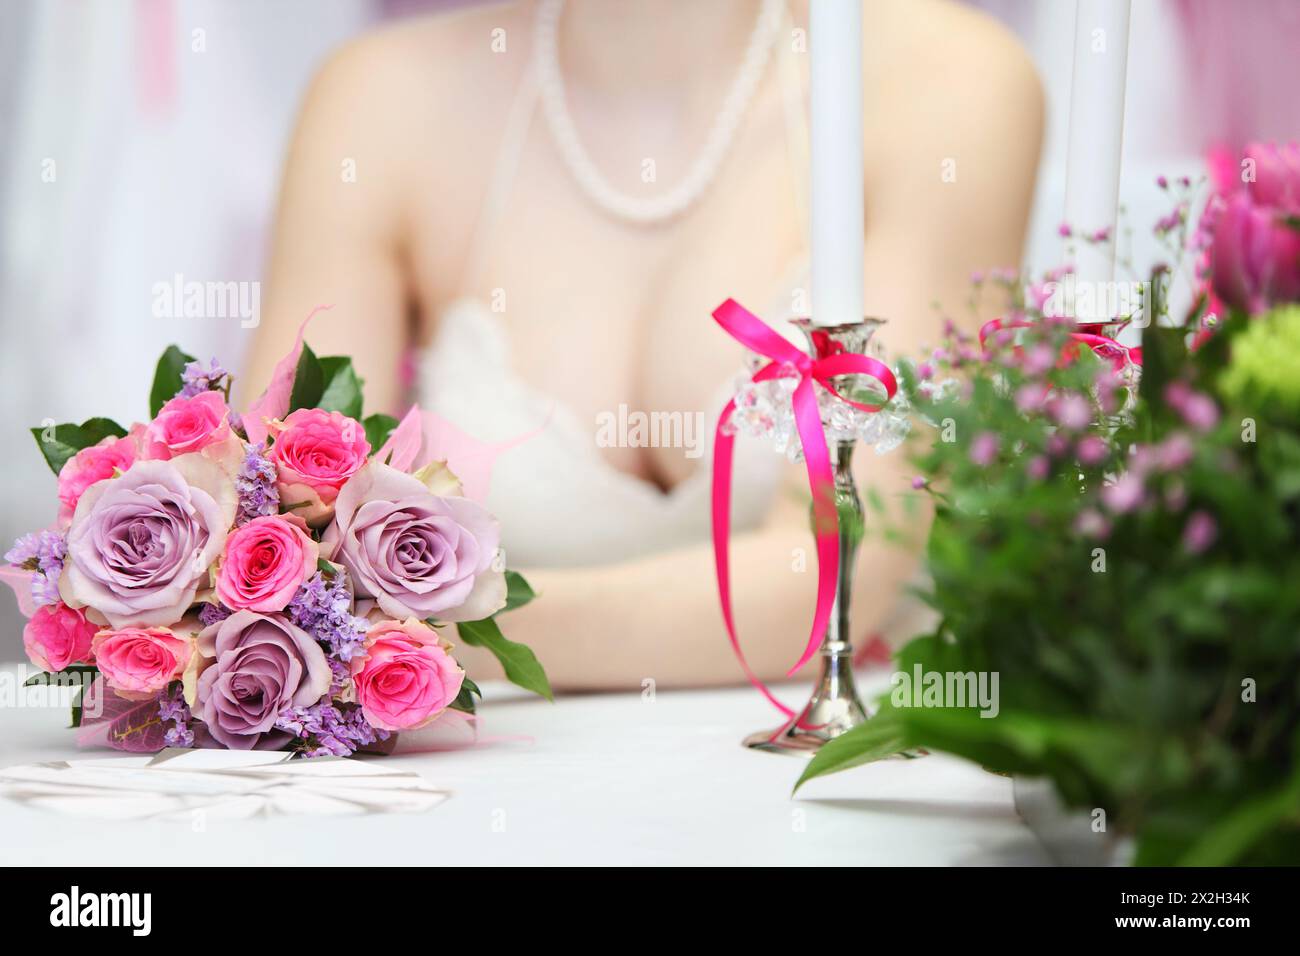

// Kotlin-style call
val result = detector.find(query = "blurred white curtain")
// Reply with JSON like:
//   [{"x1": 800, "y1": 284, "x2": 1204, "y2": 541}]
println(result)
[{"x1": 0, "y1": 0, "x2": 376, "y2": 655}]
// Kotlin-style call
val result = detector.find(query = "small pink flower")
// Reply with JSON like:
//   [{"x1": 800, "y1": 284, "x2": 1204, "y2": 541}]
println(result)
[
  {"x1": 1051, "y1": 393, "x2": 1093, "y2": 431},
  {"x1": 1181, "y1": 510, "x2": 1218, "y2": 555},
  {"x1": 1156, "y1": 434, "x2": 1195, "y2": 471},
  {"x1": 1022, "y1": 344, "x2": 1056, "y2": 376},
  {"x1": 91, "y1": 625, "x2": 192, "y2": 699},
  {"x1": 1073, "y1": 508, "x2": 1111, "y2": 540},
  {"x1": 1102, "y1": 472, "x2": 1145, "y2": 513},
  {"x1": 23, "y1": 603, "x2": 97, "y2": 672},
  {"x1": 969, "y1": 432, "x2": 1000, "y2": 467},
  {"x1": 1047, "y1": 433, "x2": 1070, "y2": 457},
  {"x1": 56, "y1": 435, "x2": 137, "y2": 522},
  {"x1": 1026, "y1": 455, "x2": 1049, "y2": 480},
  {"x1": 144, "y1": 391, "x2": 232, "y2": 460},
  {"x1": 352, "y1": 618, "x2": 464, "y2": 731},
  {"x1": 1076, "y1": 436, "x2": 1108, "y2": 466},
  {"x1": 916, "y1": 362, "x2": 934, "y2": 381},
  {"x1": 911, "y1": 476, "x2": 928, "y2": 490},
  {"x1": 268, "y1": 408, "x2": 370, "y2": 526},
  {"x1": 216, "y1": 514, "x2": 319, "y2": 612},
  {"x1": 1164, "y1": 383, "x2": 1220, "y2": 432},
  {"x1": 1016, "y1": 383, "x2": 1050, "y2": 413}
]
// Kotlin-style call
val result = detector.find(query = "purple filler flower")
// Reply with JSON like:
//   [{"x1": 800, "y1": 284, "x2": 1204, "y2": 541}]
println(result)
[
  {"x1": 276, "y1": 699, "x2": 388, "y2": 758},
  {"x1": 178, "y1": 357, "x2": 229, "y2": 399},
  {"x1": 288, "y1": 571, "x2": 368, "y2": 666},
  {"x1": 235, "y1": 442, "x2": 279, "y2": 526},
  {"x1": 158, "y1": 684, "x2": 195, "y2": 748},
  {"x1": 5, "y1": 530, "x2": 67, "y2": 607}
]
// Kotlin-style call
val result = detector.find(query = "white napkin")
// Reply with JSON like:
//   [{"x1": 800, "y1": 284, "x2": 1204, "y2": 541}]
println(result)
[{"x1": 0, "y1": 748, "x2": 448, "y2": 821}]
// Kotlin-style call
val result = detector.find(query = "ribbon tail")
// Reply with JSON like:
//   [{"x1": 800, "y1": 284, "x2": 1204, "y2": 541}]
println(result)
[
  {"x1": 790, "y1": 376, "x2": 837, "y2": 677},
  {"x1": 712, "y1": 400, "x2": 794, "y2": 717}
]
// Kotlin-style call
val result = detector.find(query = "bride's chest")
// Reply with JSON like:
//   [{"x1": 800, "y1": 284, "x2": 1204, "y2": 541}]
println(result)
[{"x1": 411, "y1": 133, "x2": 802, "y2": 487}]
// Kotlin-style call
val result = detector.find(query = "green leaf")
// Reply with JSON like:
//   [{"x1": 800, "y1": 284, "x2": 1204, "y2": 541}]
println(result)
[
  {"x1": 794, "y1": 708, "x2": 911, "y2": 793},
  {"x1": 448, "y1": 675, "x2": 482, "y2": 715},
  {"x1": 363, "y1": 413, "x2": 399, "y2": 455},
  {"x1": 317, "y1": 355, "x2": 364, "y2": 420},
  {"x1": 288, "y1": 343, "x2": 324, "y2": 412},
  {"x1": 503, "y1": 570, "x2": 537, "y2": 612},
  {"x1": 149, "y1": 345, "x2": 198, "y2": 416},
  {"x1": 70, "y1": 682, "x2": 86, "y2": 728},
  {"x1": 30, "y1": 418, "x2": 129, "y2": 476},
  {"x1": 456, "y1": 617, "x2": 553, "y2": 701}
]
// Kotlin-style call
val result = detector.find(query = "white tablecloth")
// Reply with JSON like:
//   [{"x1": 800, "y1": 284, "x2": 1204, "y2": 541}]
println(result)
[{"x1": 0, "y1": 666, "x2": 1048, "y2": 866}]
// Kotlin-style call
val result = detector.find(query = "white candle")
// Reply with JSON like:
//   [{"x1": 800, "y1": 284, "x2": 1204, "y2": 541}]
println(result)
[
  {"x1": 1062, "y1": 0, "x2": 1131, "y2": 321},
  {"x1": 810, "y1": 0, "x2": 864, "y2": 326}
]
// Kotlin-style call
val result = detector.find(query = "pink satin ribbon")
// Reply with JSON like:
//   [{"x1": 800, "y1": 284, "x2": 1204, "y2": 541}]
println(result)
[
  {"x1": 978, "y1": 317, "x2": 1144, "y2": 370},
  {"x1": 710, "y1": 299, "x2": 897, "y2": 715}
]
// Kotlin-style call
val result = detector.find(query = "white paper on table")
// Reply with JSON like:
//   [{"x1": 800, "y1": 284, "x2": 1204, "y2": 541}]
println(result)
[{"x1": 0, "y1": 748, "x2": 449, "y2": 821}]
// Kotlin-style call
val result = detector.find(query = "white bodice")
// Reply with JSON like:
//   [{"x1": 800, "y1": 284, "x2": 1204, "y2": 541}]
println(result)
[{"x1": 417, "y1": 298, "x2": 788, "y2": 568}]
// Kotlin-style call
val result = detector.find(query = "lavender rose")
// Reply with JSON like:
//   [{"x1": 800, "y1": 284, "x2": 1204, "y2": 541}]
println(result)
[
  {"x1": 192, "y1": 610, "x2": 331, "y2": 749},
  {"x1": 322, "y1": 463, "x2": 506, "y2": 622},
  {"x1": 60, "y1": 456, "x2": 236, "y2": 628}
]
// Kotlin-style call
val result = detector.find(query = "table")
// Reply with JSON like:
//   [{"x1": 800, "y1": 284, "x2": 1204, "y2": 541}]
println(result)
[{"x1": 0, "y1": 665, "x2": 1049, "y2": 866}]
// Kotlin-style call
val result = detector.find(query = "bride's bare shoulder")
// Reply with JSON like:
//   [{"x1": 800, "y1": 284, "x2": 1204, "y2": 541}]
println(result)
[
  {"x1": 294, "y1": 3, "x2": 530, "y2": 150},
  {"x1": 865, "y1": 0, "x2": 1043, "y2": 179},
  {"x1": 869, "y1": 0, "x2": 1042, "y2": 111}
]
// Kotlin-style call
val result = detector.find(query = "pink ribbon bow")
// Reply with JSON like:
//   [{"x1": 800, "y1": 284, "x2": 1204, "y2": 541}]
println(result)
[
  {"x1": 978, "y1": 317, "x2": 1143, "y2": 371},
  {"x1": 711, "y1": 299, "x2": 898, "y2": 715}
]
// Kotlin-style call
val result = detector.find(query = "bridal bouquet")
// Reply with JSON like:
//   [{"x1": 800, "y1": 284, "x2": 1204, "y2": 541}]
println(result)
[
  {"x1": 797, "y1": 142, "x2": 1300, "y2": 865},
  {"x1": 4, "y1": 320, "x2": 549, "y2": 756}
]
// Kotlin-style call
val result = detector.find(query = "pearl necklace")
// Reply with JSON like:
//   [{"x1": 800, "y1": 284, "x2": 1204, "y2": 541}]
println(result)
[{"x1": 533, "y1": 0, "x2": 785, "y2": 225}]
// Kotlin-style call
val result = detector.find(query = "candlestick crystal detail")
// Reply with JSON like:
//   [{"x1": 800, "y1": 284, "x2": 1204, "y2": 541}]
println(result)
[{"x1": 740, "y1": 317, "x2": 895, "y2": 755}]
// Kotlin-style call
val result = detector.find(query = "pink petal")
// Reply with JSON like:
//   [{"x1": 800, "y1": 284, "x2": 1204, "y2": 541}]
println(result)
[{"x1": 242, "y1": 304, "x2": 332, "y2": 446}]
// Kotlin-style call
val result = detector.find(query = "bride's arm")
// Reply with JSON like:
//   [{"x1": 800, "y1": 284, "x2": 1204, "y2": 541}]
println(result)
[
  {"x1": 486, "y1": 451, "x2": 928, "y2": 691},
  {"x1": 239, "y1": 37, "x2": 411, "y2": 414}
]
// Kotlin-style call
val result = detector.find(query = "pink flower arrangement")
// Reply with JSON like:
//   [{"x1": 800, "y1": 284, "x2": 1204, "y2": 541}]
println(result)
[
  {"x1": 1205, "y1": 142, "x2": 1300, "y2": 317},
  {"x1": 4, "y1": 335, "x2": 548, "y2": 756}
]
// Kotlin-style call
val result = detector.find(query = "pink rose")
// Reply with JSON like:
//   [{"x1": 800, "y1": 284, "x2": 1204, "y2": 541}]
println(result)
[
  {"x1": 56, "y1": 435, "x2": 137, "y2": 522},
  {"x1": 91, "y1": 625, "x2": 192, "y2": 699},
  {"x1": 144, "y1": 391, "x2": 232, "y2": 460},
  {"x1": 269, "y1": 409, "x2": 370, "y2": 526},
  {"x1": 351, "y1": 618, "x2": 464, "y2": 731},
  {"x1": 1211, "y1": 191, "x2": 1300, "y2": 316},
  {"x1": 1244, "y1": 141, "x2": 1300, "y2": 215},
  {"x1": 23, "y1": 603, "x2": 97, "y2": 672},
  {"x1": 216, "y1": 514, "x2": 319, "y2": 612}
]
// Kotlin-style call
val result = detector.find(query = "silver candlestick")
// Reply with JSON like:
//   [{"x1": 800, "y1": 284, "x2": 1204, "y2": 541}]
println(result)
[{"x1": 744, "y1": 317, "x2": 887, "y2": 755}]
